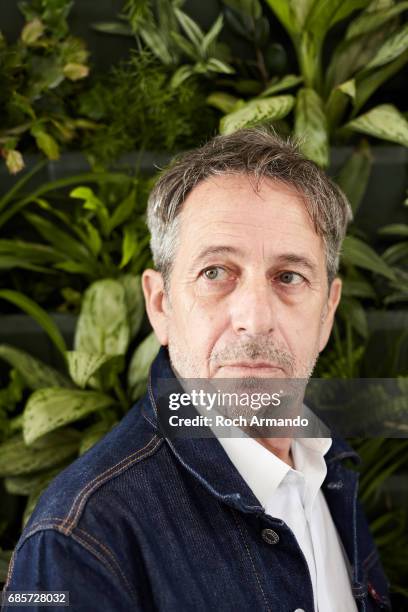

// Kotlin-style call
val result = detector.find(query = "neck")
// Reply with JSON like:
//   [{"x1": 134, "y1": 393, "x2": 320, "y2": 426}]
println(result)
[{"x1": 256, "y1": 437, "x2": 294, "y2": 468}]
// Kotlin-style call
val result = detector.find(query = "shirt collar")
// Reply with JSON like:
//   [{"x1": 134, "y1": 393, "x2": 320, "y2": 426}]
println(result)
[{"x1": 218, "y1": 434, "x2": 332, "y2": 510}]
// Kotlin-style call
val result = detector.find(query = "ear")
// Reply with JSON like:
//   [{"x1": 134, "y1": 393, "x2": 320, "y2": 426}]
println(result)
[
  {"x1": 318, "y1": 277, "x2": 342, "y2": 352},
  {"x1": 141, "y1": 268, "x2": 169, "y2": 346}
]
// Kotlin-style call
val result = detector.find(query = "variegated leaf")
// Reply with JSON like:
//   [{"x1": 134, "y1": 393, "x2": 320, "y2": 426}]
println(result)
[
  {"x1": 117, "y1": 274, "x2": 145, "y2": 339},
  {"x1": 74, "y1": 279, "x2": 130, "y2": 355},
  {"x1": 294, "y1": 88, "x2": 329, "y2": 167},
  {"x1": 220, "y1": 95, "x2": 294, "y2": 135},
  {"x1": 23, "y1": 388, "x2": 116, "y2": 445},
  {"x1": 127, "y1": 332, "x2": 160, "y2": 402},
  {"x1": 0, "y1": 345, "x2": 73, "y2": 390},
  {"x1": 345, "y1": 104, "x2": 408, "y2": 146}
]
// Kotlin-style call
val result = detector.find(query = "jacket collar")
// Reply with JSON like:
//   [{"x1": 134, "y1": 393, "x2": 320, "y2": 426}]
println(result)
[{"x1": 143, "y1": 345, "x2": 361, "y2": 514}]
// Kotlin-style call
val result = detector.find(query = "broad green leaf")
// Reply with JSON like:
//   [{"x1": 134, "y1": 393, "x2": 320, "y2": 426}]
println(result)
[
  {"x1": 354, "y1": 48, "x2": 408, "y2": 113},
  {"x1": 141, "y1": 24, "x2": 174, "y2": 65},
  {"x1": 382, "y1": 241, "x2": 408, "y2": 264},
  {"x1": 117, "y1": 274, "x2": 145, "y2": 340},
  {"x1": 0, "y1": 256, "x2": 57, "y2": 273},
  {"x1": 107, "y1": 189, "x2": 137, "y2": 233},
  {"x1": 66, "y1": 351, "x2": 120, "y2": 389},
  {"x1": 205, "y1": 58, "x2": 235, "y2": 74},
  {"x1": 341, "y1": 235, "x2": 396, "y2": 280},
  {"x1": 21, "y1": 18, "x2": 44, "y2": 44},
  {"x1": 378, "y1": 224, "x2": 408, "y2": 237},
  {"x1": 264, "y1": 0, "x2": 296, "y2": 36},
  {"x1": 79, "y1": 416, "x2": 117, "y2": 455},
  {"x1": 5, "y1": 150, "x2": 24, "y2": 174},
  {"x1": 5, "y1": 466, "x2": 62, "y2": 495},
  {"x1": 0, "y1": 432, "x2": 79, "y2": 477},
  {"x1": 206, "y1": 92, "x2": 241, "y2": 113},
  {"x1": 30, "y1": 126, "x2": 60, "y2": 160},
  {"x1": 170, "y1": 65, "x2": 195, "y2": 89},
  {"x1": 120, "y1": 226, "x2": 138, "y2": 268},
  {"x1": 341, "y1": 278, "x2": 376, "y2": 299},
  {"x1": 365, "y1": 22, "x2": 408, "y2": 70},
  {"x1": 335, "y1": 140, "x2": 373, "y2": 214},
  {"x1": 305, "y1": 0, "x2": 344, "y2": 41},
  {"x1": 127, "y1": 332, "x2": 160, "y2": 402},
  {"x1": 0, "y1": 239, "x2": 65, "y2": 265},
  {"x1": 294, "y1": 88, "x2": 329, "y2": 167},
  {"x1": 260, "y1": 74, "x2": 303, "y2": 97},
  {"x1": 325, "y1": 79, "x2": 356, "y2": 129},
  {"x1": 74, "y1": 279, "x2": 130, "y2": 355},
  {"x1": 345, "y1": 104, "x2": 408, "y2": 146},
  {"x1": 220, "y1": 95, "x2": 295, "y2": 135},
  {"x1": 346, "y1": 2, "x2": 408, "y2": 38},
  {"x1": 23, "y1": 388, "x2": 116, "y2": 445},
  {"x1": 174, "y1": 8, "x2": 204, "y2": 46},
  {"x1": 0, "y1": 345, "x2": 72, "y2": 390},
  {"x1": 330, "y1": 0, "x2": 370, "y2": 27},
  {"x1": 80, "y1": 219, "x2": 102, "y2": 257},
  {"x1": 0, "y1": 291, "x2": 67, "y2": 359},
  {"x1": 201, "y1": 14, "x2": 224, "y2": 55},
  {"x1": 24, "y1": 212, "x2": 93, "y2": 263}
]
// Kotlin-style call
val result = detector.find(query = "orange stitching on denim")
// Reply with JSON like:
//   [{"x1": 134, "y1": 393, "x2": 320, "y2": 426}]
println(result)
[
  {"x1": 61, "y1": 435, "x2": 160, "y2": 532},
  {"x1": 230, "y1": 509, "x2": 272, "y2": 612},
  {"x1": 74, "y1": 527, "x2": 136, "y2": 600},
  {"x1": 70, "y1": 531, "x2": 135, "y2": 602}
]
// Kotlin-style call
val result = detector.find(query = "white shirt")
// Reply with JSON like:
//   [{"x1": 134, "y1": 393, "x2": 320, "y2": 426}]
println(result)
[{"x1": 218, "y1": 435, "x2": 358, "y2": 612}]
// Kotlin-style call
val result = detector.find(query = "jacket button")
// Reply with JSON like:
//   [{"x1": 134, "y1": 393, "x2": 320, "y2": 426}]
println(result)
[{"x1": 261, "y1": 528, "x2": 279, "y2": 544}]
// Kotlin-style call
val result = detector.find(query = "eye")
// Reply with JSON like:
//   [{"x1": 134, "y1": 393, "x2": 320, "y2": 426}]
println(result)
[
  {"x1": 277, "y1": 271, "x2": 305, "y2": 285},
  {"x1": 202, "y1": 266, "x2": 229, "y2": 281}
]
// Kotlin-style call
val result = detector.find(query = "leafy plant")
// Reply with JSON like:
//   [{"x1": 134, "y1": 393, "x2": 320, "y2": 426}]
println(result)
[
  {"x1": 210, "y1": 0, "x2": 408, "y2": 166},
  {"x1": 0, "y1": 277, "x2": 160, "y2": 529},
  {"x1": 0, "y1": 167, "x2": 154, "y2": 312},
  {"x1": 78, "y1": 50, "x2": 219, "y2": 164},
  {"x1": 92, "y1": 0, "x2": 234, "y2": 88},
  {"x1": 0, "y1": 0, "x2": 94, "y2": 173}
]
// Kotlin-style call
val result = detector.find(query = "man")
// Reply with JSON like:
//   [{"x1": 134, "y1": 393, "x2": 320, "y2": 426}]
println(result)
[{"x1": 2, "y1": 128, "x2": 391, "y2": 611}]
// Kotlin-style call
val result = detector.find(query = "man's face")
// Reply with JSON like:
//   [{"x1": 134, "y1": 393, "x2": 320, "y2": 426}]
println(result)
[{"x1": 143, "y1": 173, "x2": 342, "y2": 381}]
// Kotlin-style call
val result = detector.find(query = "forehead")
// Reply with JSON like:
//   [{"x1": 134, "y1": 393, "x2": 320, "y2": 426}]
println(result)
[{"x1": 177, "y1": 173, "x2": 322, "y2": 256}]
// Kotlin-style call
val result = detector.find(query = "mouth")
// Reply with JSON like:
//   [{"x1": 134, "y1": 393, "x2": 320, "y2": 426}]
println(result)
[{"x1": 219, "y1": 362, "x2": 285, "y2": 374}]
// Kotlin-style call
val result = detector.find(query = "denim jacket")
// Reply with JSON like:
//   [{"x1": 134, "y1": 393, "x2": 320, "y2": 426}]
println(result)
[{"x1": 2, "y1": 345, "x2": 391, "y2": 612}]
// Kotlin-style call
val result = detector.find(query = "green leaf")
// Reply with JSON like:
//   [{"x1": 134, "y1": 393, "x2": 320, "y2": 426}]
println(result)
[
  {"x1": 304, "y1": 0, "x2": 344, "y2": 41},
  {"x1": 127, "y1": 332, "x2": 160, "y2": 402},
  {"x1": 0, "y1": 290, "x2": 67, "y2": 359},
  {"x1": 260, "y1": 74, "x2": 303, "y2": 97},
  {"x1": 220, "y1": 95, "x2": 295, "y2": 135},
  {"x1": 345, "y1": 104, "x2": 408, "y2": 146},
  {"x1": 294, "y1": 88, "x2": 329, "y2": 167},
  {"x1": 365, "y1": 22, "x2": 408, "y2": 70},
  {"x1": 174, "y1": 8, "x2": 204, "y2": 46},
  {"x1": 66, "y1": 352, "x2": 122, "y2": 389},
  {"x1": 341, "y1": 278, "x2": 376, "y2": 299},
  {"x1": 264, "y1": 0, "x2": 296, "y2": 36},
  {"x1": 120, "y1": 226, "x2": 139, "y2": 269},
  {"x1": 24, "y1": 212, "x2": 94, "y2": 264},
  {"x1": 346, "y1": 2, "x2": 408, "y2": 38},
  {"x1": 91, "y1": 21, "x2": 133, "y2": 36},
  {"x1": 335, "y1": 141, "x2": 373, "y2": 214},
  {"x1": 107, "y1": 189, "x2": 137, "y2": 233},
  {"x1": 205, "y1": 58, "x2": 235, "y2": 74},
  {"x1": 80, "y1": 219, "x2": 102, "y2": 258},
  {"x1": 206, "y1": 92, "x2": 241, "y2": 113},
  {"x1": 5, "y1": 466, "x2": 62, "y2": 496},
  {"x1": 30, "y1": 125, "x2": 60, "y2": 160},
  {"x1": 353, "y1": 48, "x2": 408, "y2": 114},
  {"x1": 201, "y1": 14, "x2": 224, "y2": 55},
  {"x1": 79, "y1": 417, "x2": 117, "y2": 455},
  {"x1": 74, "y1": 279, "x2": 130, "y2": 355},
  {"x1": 0, "y1": 345, "x2": 73, "y2": 390},
  {"x1": 0, "y1": 431, "x2": 79, "y2": 477},
  {"x1": 341, "y1": 235, "x2": 396, "y2": 280},
  {"x1": 378, "y1": 224, "x2": 408, "y2": 237},
  {"x1": 117, "y1": 274, "x2": 145, "y2": 340},
  {"x1": 23, "y1": 388, "x2": 116, "y2": 445},
  {"x1": 338, "y1": 297, "x2": 368, "y2": 337},
  {"x1": 170, "y1": 65, "x2": 195, "y2": 89}
]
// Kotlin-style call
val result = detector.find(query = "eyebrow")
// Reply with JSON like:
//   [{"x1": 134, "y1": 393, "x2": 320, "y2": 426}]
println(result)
[{"x1": 188, "y1": 245, "x2": 318, "y2": 274}]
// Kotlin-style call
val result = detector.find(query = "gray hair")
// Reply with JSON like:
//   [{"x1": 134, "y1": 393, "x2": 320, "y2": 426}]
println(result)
[{"x1": 146, "y1": 126, "x2": 352, "y2": 292}]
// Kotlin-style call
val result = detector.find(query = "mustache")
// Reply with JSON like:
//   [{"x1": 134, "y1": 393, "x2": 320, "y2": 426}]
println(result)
[{"x1": 209, "y1": 338, "x2": 295, "y2": 374}]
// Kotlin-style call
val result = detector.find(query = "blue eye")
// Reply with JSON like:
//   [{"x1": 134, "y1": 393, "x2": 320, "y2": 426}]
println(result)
[{"x1": 279, "y1": 272, "x2": 304, "y2": 285}]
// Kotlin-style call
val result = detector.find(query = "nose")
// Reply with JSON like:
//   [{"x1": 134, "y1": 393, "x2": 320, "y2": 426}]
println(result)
[{"x1": 229, "y1": 273, "x2": 277, "y2": 337}]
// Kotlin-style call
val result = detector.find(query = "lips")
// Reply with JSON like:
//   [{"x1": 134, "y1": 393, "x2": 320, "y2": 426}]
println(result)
[{"x1": 222, "y1": 362, "x2": 283, "y2": 369}]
